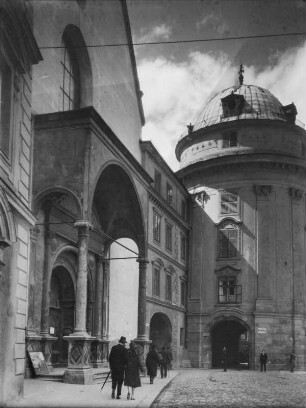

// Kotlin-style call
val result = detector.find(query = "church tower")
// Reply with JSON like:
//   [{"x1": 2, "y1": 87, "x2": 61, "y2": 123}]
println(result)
[{"x1": 176, "y1": 69, "x2": 306, "y2": 370}]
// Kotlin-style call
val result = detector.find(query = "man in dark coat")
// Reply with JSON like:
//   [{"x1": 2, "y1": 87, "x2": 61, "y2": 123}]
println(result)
[
  {"x1": 222, "y1": 346, "x2": 228, "y2": 372},
  {"x1": 160, "y1": 346, "x2": 170, "y2": 378},
  {"x1": 259, "y1": 349, "x2": 268, "y2": 372},
  {"x1": 109, "y1": 336, "x2": 128, "y2": 399},
  {"x1": 146, "y1": 345, "x2": 160, "y2": 384}
]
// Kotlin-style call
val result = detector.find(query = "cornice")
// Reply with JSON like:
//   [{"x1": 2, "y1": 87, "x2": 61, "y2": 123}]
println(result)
[
  {"x1": 149, "y1": 191, "x2": 190, "y2": 232},
  {"x1": 148, "y1": 242, "x2": 188, "y2": 272},
  {"x1": 146, "y1": 296, "x2": 186, "y2": 312}
]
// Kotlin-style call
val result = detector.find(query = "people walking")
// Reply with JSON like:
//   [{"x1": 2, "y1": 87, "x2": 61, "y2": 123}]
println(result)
[
  {"x1": 289, "y1": 351, "x2": 296, "y2": 373},
  {"x1": 166, "y1": 346, "x2": 173, "y2": 371},
  {"x1": 259, "y1": 349, "x2": 268, "y2": 372},
  {"x1": 222, "y1": 346, "x2": 228, "y2": 372},
  {"x1": 109, "y1": 336, "x2": 128, "y2": 399},
  {"x1": 124, "y1": 341, "x2": 145, "y2": 400},
  {"x1": 160, "y1": 346, "x2": 170, "y2": 378},
  {"x1": 146, "y1": 345, "x2": 160, "y2": 384}
]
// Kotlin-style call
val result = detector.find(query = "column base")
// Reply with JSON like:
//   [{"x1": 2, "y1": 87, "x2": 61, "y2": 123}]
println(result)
[
  {"x1": 63, "y1": 368, "x2": 94, "y2": 384},
  {"x1": 41, "y1": 335, "x2": 57, "y2": 372},
  {"x1": 26, "y1": 334, "x2": 42, "y2": 378}
]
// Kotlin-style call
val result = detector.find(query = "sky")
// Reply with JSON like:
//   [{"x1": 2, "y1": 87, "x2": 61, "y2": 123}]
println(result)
[{"x1": 127, "y1": 0, "x2": 306, "y2": 171}]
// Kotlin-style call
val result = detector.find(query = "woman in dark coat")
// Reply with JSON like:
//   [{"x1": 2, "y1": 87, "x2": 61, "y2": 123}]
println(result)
[
  {"x1": 146, "y1": 345, "x2": 160, "y2": 384},
  {"x1": 124, "y1": 341, "x2": 144, "y2": 400}
]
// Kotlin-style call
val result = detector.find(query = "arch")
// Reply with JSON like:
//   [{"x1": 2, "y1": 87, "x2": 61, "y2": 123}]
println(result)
[
  {"x1": 33, "y1": 187, "x2": 82, "y2": 219},
  {"x1": 91, "y1": 162, "x2": 146, "y2": 256},
  {"x1": 62, "y1": 24, "x2": 93, "y2": 107},
  {"x1": 151, "y1": 258, "x2": 165, "y2": 269},
  {"x1": 209, "y1": 316, "x2": 251, "y2": 369},
  {"x1": 0, "y1": 187, "x2": 16, "y2": 243},
  {"x1": 149, "y1": 312, "x2": 172, "y2": 350}
]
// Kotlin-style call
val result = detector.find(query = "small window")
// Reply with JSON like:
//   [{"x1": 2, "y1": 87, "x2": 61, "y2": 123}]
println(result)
[
  {"x1": 154, "y1": 170, "x2": 161, "y2": 194},
  {"x1": 218, "y1": 222, "x2": 239, "y2": 258},
  {"x1": 180, "y1": 281, "x2": 186, "y2": 306},
  {"x1": 180, "y1": 235, "x2": 187, "y2": 261},
  {"x1": 222, "y1": 131, "x2": 237, "y2": 148},
  {"x1": 218, "y1": 277, "x2": 241, "y2": 303},
  {"x1": 180, "y1": 327, "x2": 184, "y2": 346},
  {"x1": 153, "y1": 210, "x2": 161, "y2": 243},
  {"x1": 165, "y1": 274, "x2": 172, "y2": 301},
  {"x1": 166, "y1": 183, "x2": 173, "y2": 204},
  {"x1": 0, "y1": 54, "x2": 12, "y2": 159},
  {"x1": 165, "y1": 222, "x2": 172, "y2": 252},
  {"x1": 220, "y1": 191, "x2": 238, "y2": 215},
  {"x1": 153, "y1": 267, "x2": 160, "y2": 297},
  {"x1": 181, "y1": 199, "x2": 187, "y2": 220}
]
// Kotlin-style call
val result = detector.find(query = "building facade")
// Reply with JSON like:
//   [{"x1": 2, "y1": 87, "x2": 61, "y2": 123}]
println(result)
[{"x1": 176, "y1": 82, "x2": 306, "y2": 371}]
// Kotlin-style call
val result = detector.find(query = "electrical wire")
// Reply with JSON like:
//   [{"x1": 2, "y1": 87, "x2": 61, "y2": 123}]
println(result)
[{"x1": 38, "y1": 31, "x2": 306, "y2": 50}]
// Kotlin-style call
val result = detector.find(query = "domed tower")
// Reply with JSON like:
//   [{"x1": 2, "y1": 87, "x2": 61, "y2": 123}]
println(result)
[{"x1": 176, "y1": 72, "x2": 306, "y2": 370}]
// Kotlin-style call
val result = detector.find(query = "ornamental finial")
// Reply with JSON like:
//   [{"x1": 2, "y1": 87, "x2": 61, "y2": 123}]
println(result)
[{"x1": 238, "y1": 64, "x2": 244, "y2": 85}]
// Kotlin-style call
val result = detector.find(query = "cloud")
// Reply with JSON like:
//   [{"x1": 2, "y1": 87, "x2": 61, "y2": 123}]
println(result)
[
  {"x1": 138, "y1": 41, "x2": 306, "y2": 171},
  {"x1": 196, "y1": 13, "x2": 230, "y2": 36},
  {"x1": 135, "y1": 23, "x2": 172, "y2": 44}
]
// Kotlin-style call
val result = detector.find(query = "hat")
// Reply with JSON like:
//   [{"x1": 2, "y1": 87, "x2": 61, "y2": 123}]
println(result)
[{"x1": 119, "y1": 336, "x2": 127, "y2": 344}]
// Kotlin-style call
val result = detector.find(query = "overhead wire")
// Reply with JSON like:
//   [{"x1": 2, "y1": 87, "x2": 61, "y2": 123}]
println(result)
[{"x1": 38, "y1": 31, "x2": 306, "y2": 50}]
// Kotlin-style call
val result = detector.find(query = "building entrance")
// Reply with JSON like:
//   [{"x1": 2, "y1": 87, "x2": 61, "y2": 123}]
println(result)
[
  {"x1": 49, "y1": 266, "x2": 75, "y2": 366},
  {"x1": 211, "y1": 320, "x2": 249, "y2": 369},
  {"x1": 149, "y1": 313, "x2": 172, "y2": 351}
]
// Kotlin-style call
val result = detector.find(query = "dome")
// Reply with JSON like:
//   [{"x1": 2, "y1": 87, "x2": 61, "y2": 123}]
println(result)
[{"x1": 189, "y1": 84, "x2": 296, "y2": 132}]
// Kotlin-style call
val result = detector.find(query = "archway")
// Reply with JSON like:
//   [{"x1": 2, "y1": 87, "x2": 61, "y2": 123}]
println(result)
[
  {"x1": 49, "y1": 266, "x2": 75, "y2": 365},
  {"x1": 211, "y1": 319, "x2": 250, "y2": 369},
  {"x1": 149, "y1": 313, "x2": 172, "y2": 351}
]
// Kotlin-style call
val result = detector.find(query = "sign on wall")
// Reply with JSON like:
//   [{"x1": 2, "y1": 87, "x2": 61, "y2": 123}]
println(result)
[
  {"x1": 28, "y1": 351, "x2": 49, "y2": 375},
  {"x1": 257, "y1": 327, "x2": 267, "y2": 334}
]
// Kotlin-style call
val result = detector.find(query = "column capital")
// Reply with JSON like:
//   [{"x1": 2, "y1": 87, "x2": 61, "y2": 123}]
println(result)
[
  {"x1": 74, "y1": 220, "x2": 92, "y2": 230},
  {"x1": 253, "y1": 185, "x2": 272, "y2": 197},
  {"x1": 289, "y1": 188, "x2": 304, "y2": 201},
  {"x1": 30, "y1": 226, "x2": 40, "y2": 242},
  {"x1": 136, "y1": 257, "x2": 149, "y2": 264}
]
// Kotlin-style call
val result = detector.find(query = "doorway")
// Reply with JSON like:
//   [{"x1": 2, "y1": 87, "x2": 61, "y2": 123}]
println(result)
[
  {"x1": 211, "y1": 320, "x2": 249, "y2": 369},
  {"x1": 149, "y1": 312, "x2": 172, "y2": 351}
]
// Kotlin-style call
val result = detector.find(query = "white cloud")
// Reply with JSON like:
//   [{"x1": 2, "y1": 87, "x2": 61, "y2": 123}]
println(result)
[
  {"x1": 135, "y1": 23, "x2": 172, "y2": 44},
  {"x1": 196, "y1": 13, "x2": 229, "y2": 36},
  {"x1": 138, "y1": 41, "x2": 306, "y2": 171}
]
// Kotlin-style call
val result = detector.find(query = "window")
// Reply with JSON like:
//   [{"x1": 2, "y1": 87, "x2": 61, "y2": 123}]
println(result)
[
  {"x1": 165, "y1": 274, "x2": 172, "y2": 301},
  {"x1": 222, "y1": 131, "x2": 237, "y2": 148},
  {"x1": 153, "y1": 210, "x2": 161, "y2": 243},
  {"x1": 154, "y1": 170, "x2": 161, "y2": 194},
  {"x1": 220, "y1": 191, "x2": 238, "y2": 214},
  {"x1": 180, "y1": 235, "x2": 187, "y2": 261},
  {"x1": 0, "y1": 53, "x2": 12, "y2": 159},
  {"x1": 218, "y1": 277, "x2": 241, "y2": 303},
  {"x1": 153, "y1": 267, "x2": 160, "y2": 297},
  {"x1": 165, "y1": 222, "x2": 172, "y2": 252},
  {"x1": 60, "y1": 37, "x2": 80, "y2": 111},
  {"x1": 180, "y1": 327, "x2": 184, "y2": 346},
  {"x1": 166, "y1": 183, "x2": 173, "y2": 204},
  {"x1": 181, "y1": 199, "x2": 187, "y2": 220},
  {"x1": 180, "y1": 281, "x2": 186, "y2": 306},
  {"x1": 218, "y1": 222, "x2": 239, "y2": 258}
]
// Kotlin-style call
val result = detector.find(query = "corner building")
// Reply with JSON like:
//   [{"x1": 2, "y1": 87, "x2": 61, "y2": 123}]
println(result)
[{"x1": 176, "y1": 84, "x2": 306, "y2": 370}]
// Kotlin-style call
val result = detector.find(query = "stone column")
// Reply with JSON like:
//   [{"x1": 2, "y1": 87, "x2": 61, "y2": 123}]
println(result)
[
  {"x1": 254, "y1": 185, "x2": 273, "y2": 312},
  {"x1": 134, "y1": 258, "x2": 151, "y2": 365},
  {"x1": 101, "y1": 259, "x2": 110, "y2": 364},
  {"x1": 25, "y1": 227, "x2": 42, "y2": 377},
  {"x1": 40, "y1": 226, "x2": 57, "y2": 371},
  {"x1": 91, "y1": 255, "x2": 104, "y2": 367},
  {"x1": 64, "y1": 221, "x2": 95, "y2": 384}
]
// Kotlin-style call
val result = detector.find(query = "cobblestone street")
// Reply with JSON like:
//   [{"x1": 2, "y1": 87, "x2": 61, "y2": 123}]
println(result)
[{"x1": 152, "y1": 369, "x2": 306, "y2": 408}]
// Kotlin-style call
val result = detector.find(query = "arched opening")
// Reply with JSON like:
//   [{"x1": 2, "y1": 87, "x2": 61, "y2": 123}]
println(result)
[
  {"x1": 149, "y1": 313, "x2": 172, "y2": 350},
  {"x1": 211, "y1": 319, "x2": 250, "y2": 369},
  {"x1": 49, "y1": 266, "x2": 75, "y2": 365},
  {"x1": 109, "y1": 238, "x2": 139, "y2": 342}
]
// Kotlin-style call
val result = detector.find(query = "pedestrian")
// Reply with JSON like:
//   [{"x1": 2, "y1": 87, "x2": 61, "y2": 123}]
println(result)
[
  {"x1": 124, "y1": 341, "x2": 145, "y2": 400},
  {"x1": 160, "y1": 346, "x2": 170, "y2": 378},
  {"x1": 259, "y1": 349, "x2": 268, "y2": 372},
  {"x1": 146, "y1": 344, "x2": 160, "y2": 384},
  {"x1": 222, "y1": 346, "x2": 228, "y2": 372},
  {"x1": 109, "y1": 336, "x2": 128, "y2": 399},
  {"x1": 289, "y1": 351, "x2": 296, "y2": 373},
  {"x1": 166, "y1": 346, "x2": 173, "y2": 370}
]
